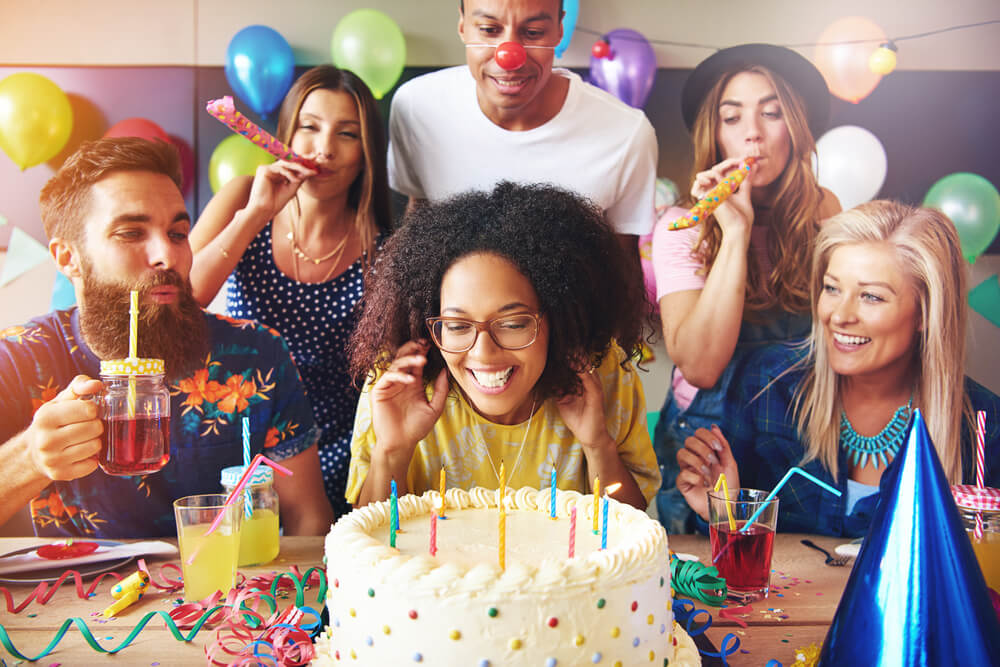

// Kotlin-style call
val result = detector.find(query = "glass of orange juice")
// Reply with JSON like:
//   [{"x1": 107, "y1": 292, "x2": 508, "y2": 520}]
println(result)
[
  {"x1": 173, "y1": 494, "x2": 244, "y2": 601},
  {"x1": 952, "y1": 485, "x2": 1000, "y2": 592}
]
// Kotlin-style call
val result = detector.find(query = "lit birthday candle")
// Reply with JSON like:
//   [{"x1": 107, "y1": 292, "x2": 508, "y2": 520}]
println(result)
[
  {"x1": 592, "y1": 475, "x2": 600, "y2": 534},
  {"x1": 439, "y1": 467, "x2": 446, "y2": 518},
  {"x1": 550, "y1": 466, "x2": 557, "y2": 519},
  {"x1": 568, "y1": 505, "x2": 577, "y2": 558},
  {"x1": 601, "y1": 495, "x2": 609, "y2": 550}
]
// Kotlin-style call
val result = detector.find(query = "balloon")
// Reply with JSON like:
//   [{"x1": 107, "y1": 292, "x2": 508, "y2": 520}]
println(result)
[
  {"x1": 814, "y1": 16, "x2": 887, "y2": 103},
  {"x1": 923, "y1": 172, "x2": 1000, "y2": 262},
  {"x1": 554, "y1": 0, "x2": 579, "y2": 58},
  {"x1": 815, "y1": 125, "x2": 887, "y2": 210},
  {"x1": 588, "y1": 28, "x2": 657, "y2": 109},
  {"x1": 0, "y1": 72, "x2": 73, "y2": 170},
  {"x1": 208, "y1": 134, "x2": 275, "y2": 194},
  {"x1": 225, "y1": 25, "x2": 295, "y2": 118},
  {"x1": 331, "y1": 9, "x2": 406, "y2": 100},
  {"x1": 104, "y1": 117, "x2": 169, "y2": 142}
]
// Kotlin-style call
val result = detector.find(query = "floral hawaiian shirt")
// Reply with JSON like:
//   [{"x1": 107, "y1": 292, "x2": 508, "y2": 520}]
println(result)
[{"x1": 0, "y1": 309, "x2": 318, "y2": 538}]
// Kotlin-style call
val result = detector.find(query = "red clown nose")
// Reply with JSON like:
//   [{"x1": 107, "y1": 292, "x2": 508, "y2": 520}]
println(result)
[{"x1": 494, "y1": 42, "x2": 527, "y2": 70}]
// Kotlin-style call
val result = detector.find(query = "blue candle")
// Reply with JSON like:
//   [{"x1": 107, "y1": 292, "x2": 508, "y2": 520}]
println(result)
[
  {"x1": 550, "y1": 468, "x2": 557, "y2": 518},
  {"x1": 601, "y1": 496, "x2": 609, "y2": 550},
  {"x1": 390, "y1": 479, "x2": 398, "y2": 548}
]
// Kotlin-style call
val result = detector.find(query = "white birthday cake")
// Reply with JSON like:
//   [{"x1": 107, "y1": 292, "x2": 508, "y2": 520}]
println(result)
[{"x1": 312, "y1": 487, "x2": 699, "y2": 666}]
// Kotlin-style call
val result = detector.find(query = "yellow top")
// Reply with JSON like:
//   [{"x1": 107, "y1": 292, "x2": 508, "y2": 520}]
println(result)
[{"x1": 346, "y1": 343, "x2": 660, "y2": 506}]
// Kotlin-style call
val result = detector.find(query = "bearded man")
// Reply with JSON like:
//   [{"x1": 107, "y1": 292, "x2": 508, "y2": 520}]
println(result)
[{"x1": 0, "y1": 137, "x2": 334, "y2": 538}]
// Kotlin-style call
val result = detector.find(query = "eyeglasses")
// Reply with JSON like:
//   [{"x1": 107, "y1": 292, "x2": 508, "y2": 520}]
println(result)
[{"x1": 425, "y1": 313, "x2": 542, "y2": 353}]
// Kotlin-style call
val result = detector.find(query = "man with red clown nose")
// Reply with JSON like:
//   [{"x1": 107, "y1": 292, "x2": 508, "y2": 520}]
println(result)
[{"x1": 387, "y1": 0, "x2": 658, "y2": 262}]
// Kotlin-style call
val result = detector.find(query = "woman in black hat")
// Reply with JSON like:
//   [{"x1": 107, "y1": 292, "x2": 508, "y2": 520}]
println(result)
[{"x1": 650, "y1": 44, "x2": 842, "y2": 532}]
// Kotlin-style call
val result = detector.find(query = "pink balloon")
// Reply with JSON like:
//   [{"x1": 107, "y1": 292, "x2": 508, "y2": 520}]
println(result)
[
  {"x1": 104, "y1": 117, "x2": 170, "y2": 142},
  {"x1": 813, "y1": 17, "x2": 887, "y2": 104}
]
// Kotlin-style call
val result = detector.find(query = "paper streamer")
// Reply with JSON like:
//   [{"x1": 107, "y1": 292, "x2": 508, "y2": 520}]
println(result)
[
  {"x1": 0, "y1": 565, "x2": 326, "y2": 662},
  {"x1": 0, "y1": 226, "x2": 50, "y2": 287},
  {"x1": 206, "y1": 96, "x2": 319, "y2": 171},
  {"x1": 673, "y1": 596, "x2": 742, "y2": 663}
]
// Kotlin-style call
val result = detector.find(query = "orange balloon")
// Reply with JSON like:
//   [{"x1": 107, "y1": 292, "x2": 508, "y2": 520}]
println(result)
[{"x1": 814, "y1": 16, "x2": 887, "y2": 104}]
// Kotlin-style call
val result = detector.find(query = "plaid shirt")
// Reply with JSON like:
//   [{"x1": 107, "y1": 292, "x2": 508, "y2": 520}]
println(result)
[{"x1": 724, "y1": 342, "x2": 1000, "y2": 537}]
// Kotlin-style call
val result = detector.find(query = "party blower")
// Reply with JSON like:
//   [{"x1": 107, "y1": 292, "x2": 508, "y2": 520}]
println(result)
[{"x1": 668, "y1": 157, "x2": 756, "y2": 231}]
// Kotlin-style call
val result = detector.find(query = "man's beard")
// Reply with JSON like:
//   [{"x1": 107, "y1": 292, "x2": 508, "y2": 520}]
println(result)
[{"x1": 78, "y1": 267, "x2": 210, "y2": 381}]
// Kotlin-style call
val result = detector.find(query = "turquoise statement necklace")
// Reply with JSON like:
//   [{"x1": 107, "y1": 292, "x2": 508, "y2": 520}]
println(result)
[{"x1": 839, "y1": 397, "x2": 913, "y2": 469}]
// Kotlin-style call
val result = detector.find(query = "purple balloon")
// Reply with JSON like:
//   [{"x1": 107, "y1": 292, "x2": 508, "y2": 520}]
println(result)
[{"x1": 588, "y1": 28, "x2": 657, "y2": 108}]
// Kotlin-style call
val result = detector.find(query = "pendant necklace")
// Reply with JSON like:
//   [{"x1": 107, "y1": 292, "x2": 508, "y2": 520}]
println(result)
[
  {"x1": 479, "y1": 399, "x2": 537, "y2": 485},
  {"x1": 839, "y1": 396, "x2": 913, "y2": 469},
  {"x1": 286, "y1": 198, "x2": 352, "y2": 282}
]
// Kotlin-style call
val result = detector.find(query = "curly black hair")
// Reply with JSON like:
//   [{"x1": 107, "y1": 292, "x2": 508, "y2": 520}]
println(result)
[{"x1": 348, "y1": 181, "x2": 650, "y2": 400}]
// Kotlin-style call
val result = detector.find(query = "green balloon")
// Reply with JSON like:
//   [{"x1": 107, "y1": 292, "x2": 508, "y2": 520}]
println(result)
[
  {"x1": 208, "y1": 134, "x2": 275, "y2": 193},
  {"x1": 923, "y1": 172, "x2": 1000, "y2": 262},
  {"x1": 331, "y1": 9, "x2": 406, "y2": 99}
]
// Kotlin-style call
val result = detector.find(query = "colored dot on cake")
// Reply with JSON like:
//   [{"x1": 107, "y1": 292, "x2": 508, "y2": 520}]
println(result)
[
  {"x1": 660, "y1": 576, "x2": 664, "y2": 587},
  {"x1": 510, "y1": 638, "x2": 523, "y2": 650},
  {"x1": 614, "y1": 662, "x2": 623, "y2": 667},
  {"x1": 632, "y1": 637, "x2": 640, "y2": 647},
  {"x1": 349, "y1": 608, "x2": 356, "y2": 617},
  {"x1": 479, "y1": 660, "x2": 490, "y2": 667},
  {"x1": 367, "y1": 588, "x2": 375, "y2": 597},
  {"x1": 648, "y1": 650, "x2": 655, "y2": 661},
  {"x1": 574, "y1": 634, "x2": 585, "y2": 646},
  {"x1": 333, "y1": 578, "x2": 339, "y2": 588},
  {"x1": 646, "y1": 614, "x2": 654, "y2": 625},
  {"x1": 631, "y1": 601, "x2": 638, "y2": 612},
  {"x1": 596, "y1": 598, "x2": 606, "y2": 609},
  {"x1": 487, "y1": 606, "x2": 499, "y2": 617},
  {"x1": 383, "y1": 625, "x2": 391, "y2": 635},
  {"x1": 365, "y1": 636, "x2": 373, "y2": 646},
  {"x1": 412, "y1": 653, "x2": 422, "y2": 662},
  {"x1": 592, "y1": 653, "x2": 602, "y2": 663},
  {"x1": 659, "y1": 623, "x2": 666, "y2": 634},
  {"x1": 546, "y1": 659, "x2": 557, "y2": 667},
  {"x1": 408, "y1": 610, "x2": 418, "y2": 620},
  {"x1": 350, "y1": 649, "x2": 357, "y2": 659},
  {"x1": 449, "y1": 629, "x2": 461, "y2": 640},
  {"x1": 547, "y1": 616, "x2": 558, "y2": 628},
  {"x1": 610, "y1": 626, "x2": 621, "y2": 638}
]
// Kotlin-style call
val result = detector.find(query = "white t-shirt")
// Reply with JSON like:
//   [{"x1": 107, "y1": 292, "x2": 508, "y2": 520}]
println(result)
[{"x1": 388, "y1": 66, "x2": 658, "y2": 236}]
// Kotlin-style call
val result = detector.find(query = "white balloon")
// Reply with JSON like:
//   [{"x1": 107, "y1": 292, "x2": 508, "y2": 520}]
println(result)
[{"x1": 815, "y1": 125, "x2": 888, "y2": 210}]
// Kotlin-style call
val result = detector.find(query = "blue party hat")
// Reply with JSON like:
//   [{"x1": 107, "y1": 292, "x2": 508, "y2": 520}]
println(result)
[{"x1": 819, "y1": 409, "x2": 1000, "y2": 665}]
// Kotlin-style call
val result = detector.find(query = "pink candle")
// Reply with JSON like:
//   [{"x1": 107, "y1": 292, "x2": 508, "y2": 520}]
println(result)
[
  {"x1": 430, "y1": 512, "x2": 438, "y2": 557},
  {"x1": 975, "y1": 410, "x2": 986, "y2": 540},
  {"x1": 568, "y1": 505, "x2": 577, "y2": 558}
]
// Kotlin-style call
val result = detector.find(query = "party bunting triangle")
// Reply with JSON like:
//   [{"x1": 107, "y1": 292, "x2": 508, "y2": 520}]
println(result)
[
  {"x1": 818, "y1": 409, "x2": 1000, "y2": 665},
  {"x1": 0, "y1": 226, "x2": 50, "y2": 287},
  {"x1": 969, "y1": 274, "x2": 1000, "y2": 328}
]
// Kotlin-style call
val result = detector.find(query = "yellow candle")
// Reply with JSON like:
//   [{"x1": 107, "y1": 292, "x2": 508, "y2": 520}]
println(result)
[
  {"x1": 439, "y1": 467, "x2": 446, "y2": 518},
  {"x1": 499, "y1": 461, "x2": 506, "y2": 570},
  {"x1": 592, "y1": 475, "x2": 600, "y2": 534}
]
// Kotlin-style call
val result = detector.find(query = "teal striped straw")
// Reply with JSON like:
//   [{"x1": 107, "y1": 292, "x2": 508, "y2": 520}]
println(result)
[
  {"x1": 241, "y1": 417, "x2": 253, "y2": 519},
  {"x1": 740, "y1": 467, "x2": 842, "y2": 532}
]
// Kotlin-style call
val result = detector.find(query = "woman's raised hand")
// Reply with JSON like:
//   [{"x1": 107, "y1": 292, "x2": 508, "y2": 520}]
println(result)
[
  {"x1": 244, "y1": 160, "x2": 317, "y2": 223},
  {"x1": 691, "y1": 157, "x2": 754, "y2": 237},
  {"x1": 370, "y1": 340, "x2": 450, "y2": 463},
  {"x1": 676, "y1": 424, "x2": 740, "y2": 521}
]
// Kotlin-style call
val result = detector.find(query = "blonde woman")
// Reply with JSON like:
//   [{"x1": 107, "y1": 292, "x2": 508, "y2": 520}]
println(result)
[
  {"x1": 190, "y1": 66, "x2": 391, "y2": 517},
  {"x1": 650, "y1": 44, "x2": 841, "y2": 531},
  {"x1": 677, "y1": 201, "x2": 1000, "y2": 536}
]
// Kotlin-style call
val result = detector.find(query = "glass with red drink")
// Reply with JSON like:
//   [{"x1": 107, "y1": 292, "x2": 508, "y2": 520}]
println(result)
[
  {"x1": 98, "y1": 358, "x2": 170, "y2": 476},
  {"x1": 708, "y1": 488, "x2": 779, "y2": 603}
]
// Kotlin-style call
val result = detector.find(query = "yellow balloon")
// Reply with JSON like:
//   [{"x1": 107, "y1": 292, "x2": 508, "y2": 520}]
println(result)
[
  {"x1": 0, "y1": 72, "x2": 73, "y2": 170},
  {"x1": 208, "y1": 134, "x2": 275, "y2": 193}
]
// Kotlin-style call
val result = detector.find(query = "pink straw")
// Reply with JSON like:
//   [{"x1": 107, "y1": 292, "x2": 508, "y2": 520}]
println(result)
[
  {"x1": 184, "y1": 453, "x2": 293, "y2": 565},
  {"x1": 975, "y1": 410, "x2": 986, "y2": 540}
]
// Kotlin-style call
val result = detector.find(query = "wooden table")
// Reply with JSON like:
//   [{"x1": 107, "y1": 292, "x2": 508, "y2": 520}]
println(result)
[{"x1": 0, "y1": 534, "x2": 852, "y2": 666}]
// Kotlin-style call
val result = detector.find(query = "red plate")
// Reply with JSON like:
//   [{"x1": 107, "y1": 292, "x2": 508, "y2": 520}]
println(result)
[{"x1": 36, "y1": 541, "x2": 100, "y2": 560}]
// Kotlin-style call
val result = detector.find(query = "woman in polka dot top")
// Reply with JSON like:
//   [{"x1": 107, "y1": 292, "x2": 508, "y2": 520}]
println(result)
[{"x1": 190, "y1": 66, "x2": 392, "y2": 516}]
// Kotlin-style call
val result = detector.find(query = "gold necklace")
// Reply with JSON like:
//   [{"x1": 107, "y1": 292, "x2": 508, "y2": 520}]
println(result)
[
  {"x1": 286, "y1": 199, "x2": 353, "y2": 283},
  {"x1": 478, "y1": 399, "x2": 537, "y2": 485}
]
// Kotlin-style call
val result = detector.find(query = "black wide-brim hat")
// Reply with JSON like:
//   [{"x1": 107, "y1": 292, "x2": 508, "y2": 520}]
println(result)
[{"x1": 681, "y1": 43, "x2": 831, "y2": 139}]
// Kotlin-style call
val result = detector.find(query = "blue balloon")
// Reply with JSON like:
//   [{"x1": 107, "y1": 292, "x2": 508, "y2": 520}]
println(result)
[
  {"x1": 225, "y1": 25, "x2": 295, "y2": 118},
  {"x1": 554, "y1": 0, "x2": 578, "y2": 58}
]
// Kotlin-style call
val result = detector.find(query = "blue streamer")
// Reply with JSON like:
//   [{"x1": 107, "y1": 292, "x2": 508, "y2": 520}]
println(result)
[{"x1": 673, "y1": 596, "x2": 742, "y2": 664}]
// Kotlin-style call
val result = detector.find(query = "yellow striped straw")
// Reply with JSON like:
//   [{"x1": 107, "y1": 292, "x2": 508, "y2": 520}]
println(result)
[
  {"x1": 714, "y1": 473, "x2": 737, "y2": 531},
  {"x1": 127, "y1": 290, "x2": 138, "y2": 418}
]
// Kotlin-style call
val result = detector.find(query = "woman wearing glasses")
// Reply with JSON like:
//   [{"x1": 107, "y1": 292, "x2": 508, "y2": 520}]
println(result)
[{"x1": 344, "y1": 182, "x2": 660, "y2": 509}]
